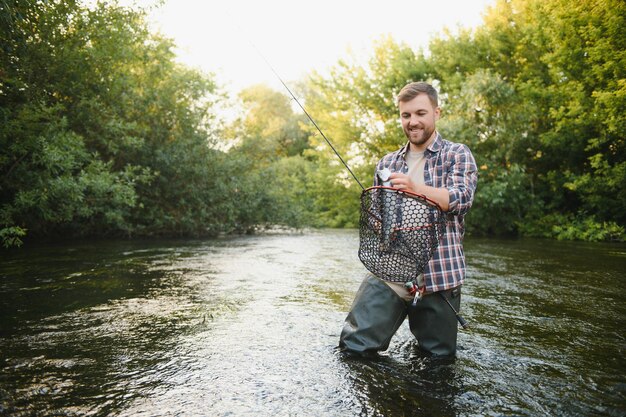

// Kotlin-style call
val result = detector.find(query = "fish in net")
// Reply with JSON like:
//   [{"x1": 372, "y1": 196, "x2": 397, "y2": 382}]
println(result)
[{"x1": 358, "y1": 186, "x2": 447, "y2": 283}]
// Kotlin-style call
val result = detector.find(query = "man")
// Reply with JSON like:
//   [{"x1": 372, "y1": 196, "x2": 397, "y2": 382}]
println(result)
[{"x1": 339, "y1": 81, "x2": 478, "y2": 356}]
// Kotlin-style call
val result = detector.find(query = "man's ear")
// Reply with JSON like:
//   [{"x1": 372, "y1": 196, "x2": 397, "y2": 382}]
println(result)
[{"x1": 435, "y1": 106, "x2": 441, "y2": 120}]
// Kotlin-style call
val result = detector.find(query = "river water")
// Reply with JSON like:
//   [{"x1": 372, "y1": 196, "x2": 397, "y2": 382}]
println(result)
[{"x1": 0, "y1": 230, "x2": 624, "y2": 416}]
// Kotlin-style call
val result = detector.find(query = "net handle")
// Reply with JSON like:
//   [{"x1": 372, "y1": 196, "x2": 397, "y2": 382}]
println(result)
[{"x1": 363, "y1": 185, "x2": 444, "y2": 211}]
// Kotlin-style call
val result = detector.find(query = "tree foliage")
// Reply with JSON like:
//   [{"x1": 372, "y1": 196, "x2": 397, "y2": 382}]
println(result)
[
  {"x1": 436, "y1": 0, "x2": 625, "y2": 239},
  {"x1": 221, "y1": 84, "x2": 315, "y2": 231},
  {"x1": 2, "y1": 0, "x2": 255, "y2": 246},
  {"x1": 299, "y1": 0, "x2": 625, "y2": 240},
  {"x1": 2, "y1": 0, "x2": 624, "y2": 246}
]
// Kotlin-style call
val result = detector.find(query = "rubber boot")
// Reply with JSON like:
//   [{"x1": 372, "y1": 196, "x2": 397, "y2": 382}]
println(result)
[
  {"x1": 408, "y1": 287, "x2": 461, "y2": 356},
  {"x1": 339, "y1": 274, "x2": 407, "y2": 354}
]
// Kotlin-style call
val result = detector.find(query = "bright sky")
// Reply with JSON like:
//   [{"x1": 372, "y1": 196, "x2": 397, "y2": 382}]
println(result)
[{"x1": 133, "y1": 0, "x2": 495, "y2": 95}]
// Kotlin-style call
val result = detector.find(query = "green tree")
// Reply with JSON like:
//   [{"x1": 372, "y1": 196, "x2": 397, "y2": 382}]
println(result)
[
  {"x1": 228, "y1": 84, "x2": 310, "y2": 164},
  {"x1": 429, "y1": 0, "x2": 625, "y2": 239},
  {"x1": 1, "y1": 1, "x2": 149, "y2": 245},
  {"x1": 437, "y1": 70, "x2": 535, "y2": 235},
  {"x1": 0, "y1": 0, "x2": 233, "y2": 246},
  {"x1": 302, "y1": 0, "x2": 624, "y2": 240},
  {"x1": 222, "y1": 84, "x2": 315, "y2": 230}
]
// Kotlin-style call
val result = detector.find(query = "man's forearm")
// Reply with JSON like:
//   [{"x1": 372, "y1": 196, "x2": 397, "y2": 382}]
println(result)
[{"x1": 413, "y1": 184, "x2": 450, "y2": 211}]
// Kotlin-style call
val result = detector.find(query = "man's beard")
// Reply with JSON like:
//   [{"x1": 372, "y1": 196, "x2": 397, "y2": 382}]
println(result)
[{"x1": 405, "y1": 125, "x2": 434, "y2": 146}]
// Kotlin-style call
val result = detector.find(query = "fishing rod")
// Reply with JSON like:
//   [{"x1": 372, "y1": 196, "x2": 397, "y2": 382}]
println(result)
[
  {"x1": 249, "y1": 44, "x2": 365, "y2": 191},
  {"x1": 439, "y1": 292, "x2": 469, "y2": 329},
  {"x1": 222, "y1": 6, "x2": 364, "y2": 189}
]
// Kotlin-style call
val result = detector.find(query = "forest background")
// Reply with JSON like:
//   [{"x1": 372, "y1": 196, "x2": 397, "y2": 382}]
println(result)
[{"x1": 1, "y1": 0, "x2": 624, "y2": 248}]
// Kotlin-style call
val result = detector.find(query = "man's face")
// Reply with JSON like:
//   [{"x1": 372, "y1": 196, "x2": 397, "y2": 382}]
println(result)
[{"x1": 399, "y1": 94, "x2": 440, "y2": 151}]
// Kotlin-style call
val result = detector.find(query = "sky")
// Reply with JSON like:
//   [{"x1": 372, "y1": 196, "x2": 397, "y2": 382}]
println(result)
[{"x1": 132, "y1": 0, "x2": 495, "y2": 95}]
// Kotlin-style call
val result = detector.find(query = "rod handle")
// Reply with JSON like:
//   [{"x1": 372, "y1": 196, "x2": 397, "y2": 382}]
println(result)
[
  {"x1": 456, "y1": 314, "x2": 470, "y2": 330},
  {"x1": 438, "y1": 291, "x2": 470, "y2": 330}
]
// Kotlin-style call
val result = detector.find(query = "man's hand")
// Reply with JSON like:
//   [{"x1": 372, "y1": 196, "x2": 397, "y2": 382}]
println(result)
[
  {"x1": 388, "y1": 172, "x2": 450, "y2": 211},
  {"x1": 388, "y1": 172, "x2": 416, "y2": 192}
]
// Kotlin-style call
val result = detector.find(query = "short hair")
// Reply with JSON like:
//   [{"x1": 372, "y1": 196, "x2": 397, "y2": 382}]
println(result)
[{"x1": 396, "y1": 82, "x2": 438, "y2": 108}]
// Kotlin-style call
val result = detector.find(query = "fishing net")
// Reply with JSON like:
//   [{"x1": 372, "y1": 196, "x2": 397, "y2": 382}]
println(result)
[{"x1": 358, "y1": 186, "x2": 446, "y2": 282}]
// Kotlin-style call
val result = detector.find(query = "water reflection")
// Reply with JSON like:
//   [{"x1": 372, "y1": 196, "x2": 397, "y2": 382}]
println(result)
[
  {"x1": 340, "y1": 347, "x2": 459, "y2": 416},
  {"x1": 0, "y1": 232, "x2": 624, "y2": 416}
]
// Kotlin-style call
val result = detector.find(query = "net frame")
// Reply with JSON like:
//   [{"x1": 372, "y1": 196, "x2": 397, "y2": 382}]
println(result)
[{"x1": 358, "y1": 186, "x2": 447, "y2": 283}]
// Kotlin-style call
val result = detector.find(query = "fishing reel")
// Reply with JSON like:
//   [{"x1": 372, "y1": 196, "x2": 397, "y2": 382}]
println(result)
[{"x1": 404, "y1": 280, "x2": 418, "y2": 295}]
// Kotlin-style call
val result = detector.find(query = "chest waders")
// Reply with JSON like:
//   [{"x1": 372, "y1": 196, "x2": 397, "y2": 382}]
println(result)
[{"x1": 339, "y1": 274, "x2": 461, "y2": 356}]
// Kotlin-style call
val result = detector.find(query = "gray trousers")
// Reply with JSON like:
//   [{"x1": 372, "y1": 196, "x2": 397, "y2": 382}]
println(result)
[{"x1": 339, "y1": 274, "x2": 461, "y2": 356}]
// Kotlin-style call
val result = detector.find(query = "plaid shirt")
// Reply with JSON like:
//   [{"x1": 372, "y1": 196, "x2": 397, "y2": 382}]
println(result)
[{"x1": 374, "y1": 132, "x2": 478, "y2": 293}]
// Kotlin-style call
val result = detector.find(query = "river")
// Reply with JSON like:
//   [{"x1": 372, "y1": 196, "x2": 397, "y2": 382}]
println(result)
[{"x1": 0, "y1": 230, "x2": 624, "y2": 416}]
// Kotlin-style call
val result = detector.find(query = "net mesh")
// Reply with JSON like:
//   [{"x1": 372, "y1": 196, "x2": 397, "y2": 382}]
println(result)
[{"x1": 358, "y1": 186, "x2": 446, "y2": 282}]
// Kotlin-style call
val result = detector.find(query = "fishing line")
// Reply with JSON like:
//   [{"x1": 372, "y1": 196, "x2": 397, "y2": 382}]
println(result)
[
  {"x1": 222, "y1": 5, "x2": 363, "y2": 188},
  {"x1": 243, "y1": 39, "x2": 365, "y2": 190}
]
